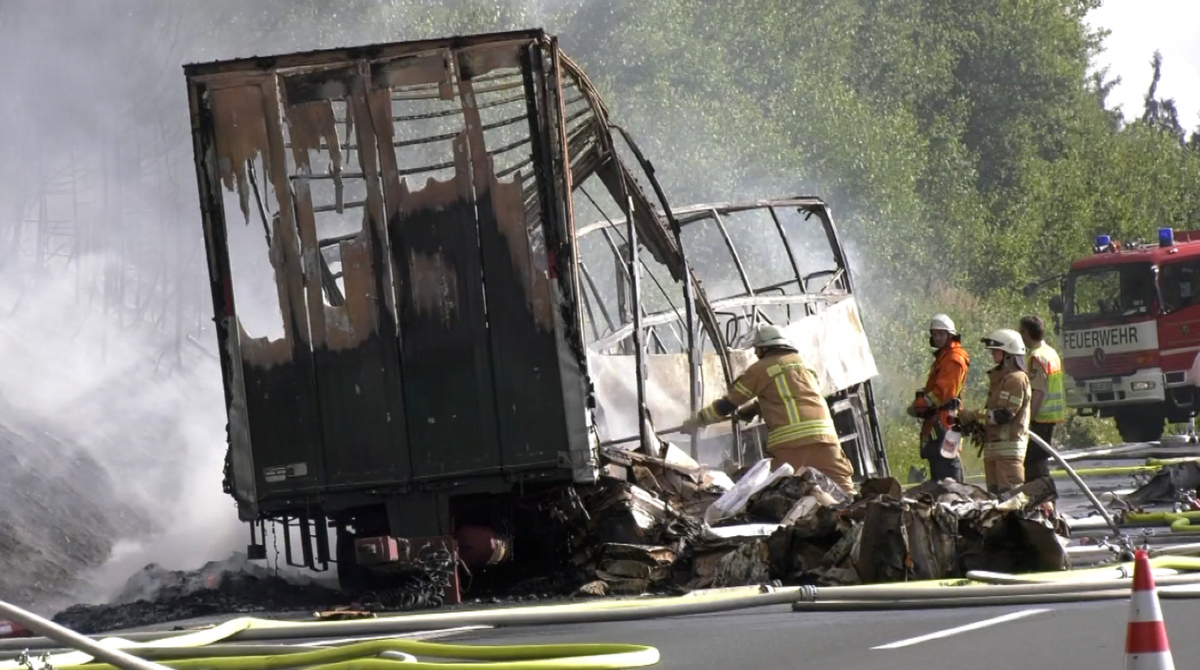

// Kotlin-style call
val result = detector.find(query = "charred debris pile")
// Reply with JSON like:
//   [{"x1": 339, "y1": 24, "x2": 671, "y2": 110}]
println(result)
[
  {"x1": 559, "y1": 446, "x2": 1069, "y2": 596},
  {"x1": 50, "y1": 447, "x2": 1069, "y2": 633}
]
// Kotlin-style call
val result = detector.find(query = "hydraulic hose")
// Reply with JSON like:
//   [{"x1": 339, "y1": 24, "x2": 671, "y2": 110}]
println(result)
[{"x1": 1027, "y1": 431, "x2": 1124, "y2": 539}]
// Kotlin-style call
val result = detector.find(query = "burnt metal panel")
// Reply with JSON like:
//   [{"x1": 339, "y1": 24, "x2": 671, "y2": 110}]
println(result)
[
  {"x1": 187, "y1": 30, "x2": 727, "y2": 517},
  {"x1": 281, "y1": 63, "x2": 414, "y2": 487},
  {"x1": 464, "y1": 43, "x2": 579, "y2": 469},
  {"x1": 387, "y1": 146, "x2": 504, "y2": 478},
  {"x1": 190, "y1": 76, "x2": 329, "y2": 503}
]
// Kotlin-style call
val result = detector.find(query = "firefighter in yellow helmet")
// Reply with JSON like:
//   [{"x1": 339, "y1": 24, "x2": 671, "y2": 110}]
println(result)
[
  {"x1": 960, "y1": 328, "x2": 1032, "y2": 494},
  {"x1": 682, "y1": 324, "x2": 857, "y2": 495}
]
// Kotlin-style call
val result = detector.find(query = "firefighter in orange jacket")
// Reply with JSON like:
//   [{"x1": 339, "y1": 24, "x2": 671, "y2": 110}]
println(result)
[
  {"x1": 907, "y1": 314, "x2": 970, "y2": 482},
  {"x1": 681, "y1": 324, "x2": 857, "y2": 495}
]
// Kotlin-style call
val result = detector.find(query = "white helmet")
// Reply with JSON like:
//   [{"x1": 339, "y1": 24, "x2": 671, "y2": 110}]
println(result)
[
  {"x1": 981, "y1": 328, "x2": 1026, "y2": 356},
  {"x1": 929, "y1": 314, "x2": 957, "y2": 335},
  {"x1": 750, "y1": 323, "x2": 794, "y2": 349}
]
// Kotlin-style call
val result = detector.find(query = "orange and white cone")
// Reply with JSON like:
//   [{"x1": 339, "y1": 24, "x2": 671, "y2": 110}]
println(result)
[{"x1": 1125, "y1": 549, "x2": 1174, "y2": 670}]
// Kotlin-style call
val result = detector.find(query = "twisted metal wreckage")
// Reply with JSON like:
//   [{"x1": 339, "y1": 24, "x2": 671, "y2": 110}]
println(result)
[{"x1": 185, "y1": 29, "x2": 890, "y2": 596}]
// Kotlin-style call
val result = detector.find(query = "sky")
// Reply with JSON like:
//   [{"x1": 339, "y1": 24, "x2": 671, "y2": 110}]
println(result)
[{"x1": 1087, "y1": 1, "x2": 1200, "y2": 128}]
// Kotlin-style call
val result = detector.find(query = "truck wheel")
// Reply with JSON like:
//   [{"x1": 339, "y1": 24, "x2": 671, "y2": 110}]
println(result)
[{"x1": 1114, "y1": 411, "x2": 1165, "y2": 443}]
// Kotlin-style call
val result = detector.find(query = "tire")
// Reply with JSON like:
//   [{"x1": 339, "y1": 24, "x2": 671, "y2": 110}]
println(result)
[{"x1": 1114, "y1": 410, "x2": 1165, "y2": 443}]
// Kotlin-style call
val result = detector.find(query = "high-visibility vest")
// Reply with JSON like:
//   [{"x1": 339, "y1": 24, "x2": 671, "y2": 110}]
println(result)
[{"x1": 1027, "y1": 343, "x2": 1065, "y2": 424}]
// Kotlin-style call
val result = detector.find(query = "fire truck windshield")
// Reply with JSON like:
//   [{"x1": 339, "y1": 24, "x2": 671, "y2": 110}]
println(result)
[{"x1": 1064, "y1": 263, "x2": 1155, "y2": 323}]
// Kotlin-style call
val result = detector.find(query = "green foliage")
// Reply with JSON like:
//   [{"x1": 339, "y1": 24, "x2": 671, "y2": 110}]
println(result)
[{"x1": 543, "y1": 0, "x2": 1200, "y2": 461}]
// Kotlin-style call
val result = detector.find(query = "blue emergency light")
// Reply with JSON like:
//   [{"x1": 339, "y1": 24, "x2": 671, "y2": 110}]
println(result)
[
  {"x1": 1160, "y1": 227, "x2": 1175, "y2": 247},
  {"x1": 1095, "y1": 234, "x2": 1111, "y2": 253}
]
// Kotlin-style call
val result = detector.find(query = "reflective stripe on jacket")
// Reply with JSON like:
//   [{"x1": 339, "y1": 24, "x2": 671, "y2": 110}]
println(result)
[
  {"x1": 1027, "y1": 343, "x2": 1065, "y2": 424},
  {"x1": 983, "y1": 366, "x2": 1031, "y2": 459},
  {"x1": 698, "y1": 351, "x2": 838, "y2": 450},
  {"x1": 912, "y1": 341, "x2": 970, "y2": 442}
]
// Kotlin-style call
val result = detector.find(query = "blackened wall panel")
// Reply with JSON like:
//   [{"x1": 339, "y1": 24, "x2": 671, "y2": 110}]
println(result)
[{"x1": 387, "y1": 144, "x2": 503, "y2": 479}]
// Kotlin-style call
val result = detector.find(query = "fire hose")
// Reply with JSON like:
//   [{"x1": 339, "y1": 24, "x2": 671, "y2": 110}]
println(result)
[
  {"x1": 9, "y1": 557, "x2": 1200, "y2": 667},
  {"x1": 1026, "y1": 431, "x2": 1125, "y2": 541},
  {"x1": 0, "y1": 599, "x2": 660, "y2": 670}
]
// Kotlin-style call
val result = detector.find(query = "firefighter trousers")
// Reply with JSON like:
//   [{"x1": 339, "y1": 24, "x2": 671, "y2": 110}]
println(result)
[
  {"x1": 1024, "y1": 422, "x2": 1056, "y2": 481},
  {"x1": 984, "y1": 455, "x2": 1025, "y2": 494},
  {"x1": 921, "y1": 437, "x2": 964, "y2": 483},
  {"x1": 770, "y1": 441, "x2": 857, "y2": 496}
]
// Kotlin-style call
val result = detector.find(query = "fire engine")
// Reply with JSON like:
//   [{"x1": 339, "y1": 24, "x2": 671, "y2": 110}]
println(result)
[{"x1": 1038, "y1": 228, "x2": 1200, "y2": 442}]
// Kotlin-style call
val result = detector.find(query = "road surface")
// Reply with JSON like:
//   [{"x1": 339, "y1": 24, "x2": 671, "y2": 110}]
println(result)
[{"x1": 447, "y1": 598, "x2": 1197, "y2": 669}]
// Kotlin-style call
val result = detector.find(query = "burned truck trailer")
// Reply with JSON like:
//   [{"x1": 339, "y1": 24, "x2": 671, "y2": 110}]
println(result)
[{"x1": 184, "y1": 30, "x2": 887, "y2": 592}]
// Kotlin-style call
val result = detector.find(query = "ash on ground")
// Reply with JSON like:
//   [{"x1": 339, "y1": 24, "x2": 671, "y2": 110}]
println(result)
[
  {"x1": 0, "y1": 413, "x2": 147, "y2": 611},
  {"x1": 52, "y1": 556, "x2": 350, "y2": 634}
]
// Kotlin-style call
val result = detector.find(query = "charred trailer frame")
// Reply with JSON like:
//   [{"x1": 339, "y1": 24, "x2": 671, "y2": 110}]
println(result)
[{"x1": 184, "y1": 30, "x2": 886, "y2": 593}]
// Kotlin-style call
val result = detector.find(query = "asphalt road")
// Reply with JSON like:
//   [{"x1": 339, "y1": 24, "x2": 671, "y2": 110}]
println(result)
[{"x1": 447, "y1": 598, "x2": 1200, "y2": 669}]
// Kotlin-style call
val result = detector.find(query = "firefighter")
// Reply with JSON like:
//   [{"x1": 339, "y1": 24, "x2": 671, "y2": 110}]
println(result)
[
  {"x1": 960, "y1": 329, "x2": 1032, "y2": 494},
  {"x1": 1019, "y1": 315, "x2": 1065, "y2": 481},
  {"x1": 681, "y1": 324, "x2": 857, "y2": 495},
  {"x1": 907, "y1": 314, "x2": 970, "y2": 483}
]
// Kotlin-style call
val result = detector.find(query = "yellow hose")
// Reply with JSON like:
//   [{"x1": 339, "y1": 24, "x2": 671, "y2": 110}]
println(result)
[
  {"x1": 1126, "y1": 511, "x2": 1200, "y2": 534},
  {"x1": 51, "y1": 639, "x2": 659, "y2": 670},
  {"x1": 18, "y1": 553, "x2": 1200, "y2": 669},
  {"x1": 0, "y1": 616, "x2": 660, "y2": 670},
  {"x1": 965, "y1": 464, "x2": 1161, "y2": 482},
  {"x1": 1146, "y1": 457, "x2": 1200, "y2": 466},
  {"x1": 959, "y1": 555, "x2": 1200, "y2": 583}
]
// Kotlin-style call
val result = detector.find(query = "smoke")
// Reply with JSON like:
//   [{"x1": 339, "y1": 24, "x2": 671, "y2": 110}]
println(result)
[
  {"x1": 0, "y1": 2, "x2": 259, "y2": 607},
  {"x1": 0, "y1": 0, "x2": 920, "y2": 609},
  {"x1": 0, "y1": 0, "x2": 552, "y2": 607}
]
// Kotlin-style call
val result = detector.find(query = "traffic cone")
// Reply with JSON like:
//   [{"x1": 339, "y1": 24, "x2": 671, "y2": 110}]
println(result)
[{"x1": 1125, "y1": 549, "x2": 1174, "y2": 670}]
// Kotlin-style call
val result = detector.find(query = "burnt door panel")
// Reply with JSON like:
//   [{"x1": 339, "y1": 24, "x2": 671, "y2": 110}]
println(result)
[
  {"x1": 475, "y1": 181, "x2": 570, "y2": 467},
  {"x1": 280, "y1": 71, "x2": 413, "y2": 487},
  {"x1": 455, "y1": 45, "x2": 583, "y2": 471},
  {"x1": 388, "y1": 172, "x2": 503, "y2": 478},
  {"x1": 200, "y1": 80, "x2": 328, "y2": 497}
]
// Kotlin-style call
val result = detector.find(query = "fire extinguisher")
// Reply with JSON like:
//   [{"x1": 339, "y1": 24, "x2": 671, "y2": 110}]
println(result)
[{"x1": 939, "y1": 399, "x2": 963, "y2": 459}]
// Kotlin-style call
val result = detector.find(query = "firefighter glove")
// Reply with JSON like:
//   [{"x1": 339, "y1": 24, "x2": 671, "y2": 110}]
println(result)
[
  {"x1": 991, "y1": 408, "x2": 1015, "y2": 425},
  {"x1": 680, "y1": 414, "x2": 704, "y2": 435},
  {"x1": 736, "y1": 403, "x2": 761, "y2": 423}
]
